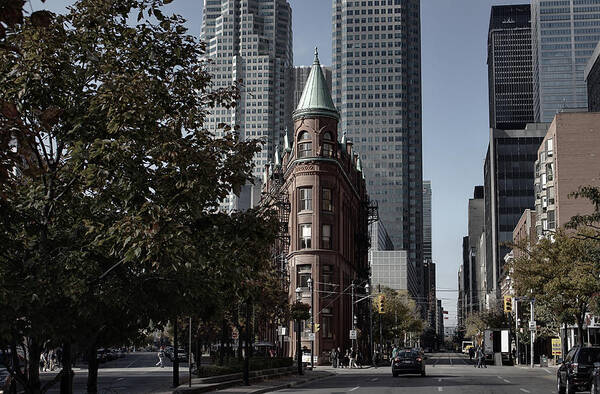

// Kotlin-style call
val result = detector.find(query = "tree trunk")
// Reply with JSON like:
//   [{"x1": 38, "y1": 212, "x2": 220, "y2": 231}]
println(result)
[
  {"x1": 243, "y1": 300, "x2": 251, "y2": 386},
  {"x1": 563, "y1": 321, "x2": 568, "y2": 360},
  {"x1": 86, "y1": 343, "x2": 99, "y2": 394},
  {"x1": 219, "y1": 319, "x2": 227, "y2": 366},
  {"x1": 60, "y1": 342, "x2": 73, "y2": 394},
  {"x1": 577, "y1": 314, "x2": 585, "y2": 346},
  {"x1": 172, "y1": 320, "x2": 179, "y2": 388}
]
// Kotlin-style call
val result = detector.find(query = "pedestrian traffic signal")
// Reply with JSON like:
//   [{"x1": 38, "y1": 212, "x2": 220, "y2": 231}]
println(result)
[
  {"x1": 378, "y1": 295, "x2": 386, "y2": 314},
  {"x1": 504, "y1": 296, "x2": 512, "y2": 313},
  {"x1": 314, "y1": 323, "x2": 320, "y2": 332}
]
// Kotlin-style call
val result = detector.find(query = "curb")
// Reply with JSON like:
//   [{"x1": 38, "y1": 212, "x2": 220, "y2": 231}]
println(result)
[{"x1": 247, "y1": 372, "x2": 336, "y2": 394}]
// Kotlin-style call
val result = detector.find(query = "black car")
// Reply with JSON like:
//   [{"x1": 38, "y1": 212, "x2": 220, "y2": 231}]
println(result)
[
  {"x1": 392, "y1": 350, "x2": 426, "y2": 377},
  {"x1": 557, "y1": 346, "x2": 600, "y2": 394}
]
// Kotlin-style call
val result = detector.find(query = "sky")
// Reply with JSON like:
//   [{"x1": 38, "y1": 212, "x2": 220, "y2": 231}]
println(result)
[{"x1": 31, "y1": 0, "x2": 531, "y2": 326}]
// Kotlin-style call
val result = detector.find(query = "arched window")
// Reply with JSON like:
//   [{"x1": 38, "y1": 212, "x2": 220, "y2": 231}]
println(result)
[
  {"x1": 323, "y1": 132, "x2": 333, "y2": 141},
  {"x1": 297, "y1": 131, "x2": 312, "y2": 158},
  {"x1": 322, "y1": 132, "x2": 334, "y2": 157},
  {"x1": 298, "y1": 131, "x2": 311, "y2": 141}
]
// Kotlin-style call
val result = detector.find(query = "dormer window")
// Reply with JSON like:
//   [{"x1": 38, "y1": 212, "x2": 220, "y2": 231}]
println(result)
[{"x1": 298, "y1": 131, "x2": 312, "y2": 158}]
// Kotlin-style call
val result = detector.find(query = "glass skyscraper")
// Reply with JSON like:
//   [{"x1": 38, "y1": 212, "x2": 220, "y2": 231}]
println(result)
[
  {"x1": 332, "y1": 0, "x2": 424, "y2": 300},
  {"x1": 201, "y1": 0, "x2": 293, "y2": 183},
  {"x1": 531, "y1": 0, "x2": 600, "y2": 122},
  {"x1": 487, "y1": 5, "x2": 535, "y2": 130}
]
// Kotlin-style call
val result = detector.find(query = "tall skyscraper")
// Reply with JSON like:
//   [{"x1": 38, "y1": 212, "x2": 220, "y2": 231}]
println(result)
[
  {"x1": 487, "y1": 5, "x2": 534, "y2": 130},
  {"x1": 293, "y1": 66, "x2": 332, "y2": 109},
  {"x1": 200, "y1": 0, "x2": 293, "y2": 185},
  {"x1": 531, "y1": 0, "x2": 600, "y2": 122},
  {"x1": 332, "y1": 0, "x2": 424, "y2": 301},
  {"x1": 484, "y1": 124, "x2": 547, "y2": 300},
  {"x1": 422, "y1": 181, "x2": 432, "y2": 263}
]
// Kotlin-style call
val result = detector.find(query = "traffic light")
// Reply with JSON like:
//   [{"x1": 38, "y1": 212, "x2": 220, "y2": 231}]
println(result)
[
  {"x1": 504, "y1": 296, "x2": 513, "y2": 313},
  {"x1": 378, "y1": 294, "x2": 386, "y2": 314}
]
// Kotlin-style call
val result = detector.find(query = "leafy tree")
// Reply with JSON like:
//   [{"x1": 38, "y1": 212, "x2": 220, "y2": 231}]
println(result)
[
  {"x1": 567, "y1": 186, "x2": 600, "y2": 240},
  {"x1": 372, "y1": 288, "x2": 424, "y2": 346},
  {"x1": 510, "y1": 231, "x2": 600, "y2": 347},
  {"x1": 0, "y1": 0, "x2": 278, "y2": 393}
]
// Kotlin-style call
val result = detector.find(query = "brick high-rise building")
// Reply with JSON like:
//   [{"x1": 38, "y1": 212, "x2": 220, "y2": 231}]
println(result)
[
  {"x1": 265, "y1": 50, "x2": 370, "y2": 364},
  {"x1": 332, "y1": 0, "x2": 425, "y2": 311}
]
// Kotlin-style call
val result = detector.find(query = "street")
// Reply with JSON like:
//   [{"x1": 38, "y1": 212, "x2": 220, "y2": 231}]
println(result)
[
  {"x1": 277, "y1": 353, "x2": 560, "y2": 394},
  {"x1": 43, "y1": 351, "x2": 189, "y2": 394}
]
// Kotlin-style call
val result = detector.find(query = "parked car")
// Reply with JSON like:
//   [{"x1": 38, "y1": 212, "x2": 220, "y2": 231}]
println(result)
[
  {"x1": 557, "y1": 346, "x2": 600, "y2": 394},
  {"x1": 392, "y1": 349, "x2": 426, "y2": 377},
  {"x1": 165, "y1": 348, "x2": 188, "y2": 363}
]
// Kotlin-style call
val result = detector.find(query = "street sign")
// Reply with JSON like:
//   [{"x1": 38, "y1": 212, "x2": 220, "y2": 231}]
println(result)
[
  {"x1": 278, "y1": 327, "x2": 287, "y2": 336},
  {"x1": 552, "y1": 338, "x2": 562, "y2": 356},
  {"x1": 308, "y1": 332, "x2": 315, "y2": 341},
  {"x1": 529, "y1": 321, "x2": 536, "y2": 331},
  {"x1": 349, "y1": 329, "x2": 357, "y2": 340}
]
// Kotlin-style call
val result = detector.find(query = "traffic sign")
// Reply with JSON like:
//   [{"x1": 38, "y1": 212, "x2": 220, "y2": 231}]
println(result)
[
  {"x1": 529, "y1": 321, "x2": 536, "y2": 331},
  {"x1": 349, "y1": 329, "x2": 357, "y2": 340},
  {"x1": 278, "y1": 327, "x2": 287, "y2": 336},
  {"x1": 308, "y1": 332, "x2": 315, "y2": 341},
  {"x1": 552, "y1": 338, "x2": 562, "y2": 356}
]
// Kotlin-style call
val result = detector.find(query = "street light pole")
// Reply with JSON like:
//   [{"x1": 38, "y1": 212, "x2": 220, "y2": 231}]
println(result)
[
  {"x1": 366, "y1": 283, "x2": 372, "y2": 365},
  {"x1": 308, "y1": 278, "x2": 314, "y2": 370},
  {"x1": 351, "y1": 282, "x2": 355, "y2": 350},
  {"x1": 295, "y1": 287, "x2": 303, "y2": 376},
  {"x1": 515, "y1": 299, "x2": 519, "y2": 365},
  {"x1": 530, "y1": 296, "x2": 535, "y2": 368}
]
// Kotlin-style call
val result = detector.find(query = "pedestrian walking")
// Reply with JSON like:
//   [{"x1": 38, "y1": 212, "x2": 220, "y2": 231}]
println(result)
[
  {"x1": 356, "y1": 349, "x2": 362, "y2": 368},
  {"x1": 350, "y1": 348, "x2": 358, "y2": 368},
  {"x1": 156, "y1": 347, "x2": 165, "y2": 368},
  {"x1": 476, "y1": 347, "x2": 487, "y2": 368},
  {"x1": 330, "y1": 348, "x2": 338, "y2": 368}
]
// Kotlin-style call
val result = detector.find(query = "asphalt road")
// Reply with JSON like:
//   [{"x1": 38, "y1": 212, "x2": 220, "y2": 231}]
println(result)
[
  {"x1": 277, "y1": 353, "x2": 561, "y2": 394},
  {"x1": 44, "y1": 351, "x2": 189, "y2": 394}
]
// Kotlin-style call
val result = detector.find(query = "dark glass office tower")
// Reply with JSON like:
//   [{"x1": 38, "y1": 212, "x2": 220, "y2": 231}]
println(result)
[
  {"x1": 483, "y1": 124, "x2": 547, "y2": 299},
  {"x1": 488, "y1": 5, "x2": 534, "y2": 130},
  {"x1": 332, "y1": 0, "x2": 424, "y2": 304}
]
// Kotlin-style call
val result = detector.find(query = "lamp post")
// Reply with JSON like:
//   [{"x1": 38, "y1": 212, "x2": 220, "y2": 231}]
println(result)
[
  {"x1": 307, "y1": 277, "x2": 314, "y2": 370},
  {"x1": 351, "y1": 282, "x2": 355, "y2": 350},
  {"x1": 295, "y1": 287, "x2": 303, "y2": 375}
]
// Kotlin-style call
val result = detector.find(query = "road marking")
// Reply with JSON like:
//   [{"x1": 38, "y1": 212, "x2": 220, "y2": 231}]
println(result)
[
  {"x1": 438, "y1": 387, "x2": 443, "y2": 392},
  {"x1": 438, "y1": 378, "x2": 443, "y2": 382},
  {"x1": 349, "y1": 386, "x2": 360, "y2": 392},
  {"x1": 503, "y1": 379, "x2": 511, "y2": 383},
  {"x1": 370, "y1": 378, "x2": 378, "y2": 382},
  {"x1": 543, "y1": 368, "x2": 552, "y2": 374},
  {"x1": 520, "y1": 389, "x2": 531, "y2": 393},
  {"x1": 126, "y1": 359, "x2": 137, "y2": 368},
  {"x1": 115, "y1": 378, "x2": 124, "y2": 382}
]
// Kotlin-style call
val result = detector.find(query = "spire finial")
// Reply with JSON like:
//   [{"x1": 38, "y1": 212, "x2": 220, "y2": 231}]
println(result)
[{"x1": 313, "y1": 47, "x2": 320, "y2": 64}]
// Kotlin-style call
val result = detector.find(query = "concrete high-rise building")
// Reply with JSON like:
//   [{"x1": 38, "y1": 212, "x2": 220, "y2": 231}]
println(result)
[
  {"x1": 200, "y1": 0, "x2": 293, "y2": 210},
  {"x1": 487, "y1": 5, "x2": 534, "y2": 130},
  {"x1": 585, "y1": 41, "x2": 600, "y2": 112},
  {"x1": 422, "y1": 181, "x2": 435, "y2": 327},
  {"x1": 484, "y1": 123, "x2": 548, "y2": 301},
  {"x1": 332, "y1": 0, "x2": 424, "y2": 304},
  {"x1": 462, "y1": 186, "x2": 485, "y2": 316},
  {"x1": 293, "y1": 66, "x2": 332, "y2": 109},
  {"x1": 531, "y1": 0, "x2": 600, "y2": 122}
]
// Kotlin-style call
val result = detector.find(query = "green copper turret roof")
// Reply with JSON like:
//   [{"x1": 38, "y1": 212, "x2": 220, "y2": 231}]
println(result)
[{"x1": 292, "y1": 48, "x2": 340, "y2": 121}]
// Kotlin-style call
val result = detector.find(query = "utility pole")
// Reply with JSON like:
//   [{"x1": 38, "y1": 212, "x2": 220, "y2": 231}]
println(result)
[
  {"x1": 515, "y1": 299, "x2": 519, "y2": 365},
  {"x1": 188, "y1": 317, "x2": 192, "y2": 388},
  {"x1": 308, "y1": 278, "x2": 314, "y2": 370},
  {"x1": 530, "y1": 296, "x2": 535, "y2": 368}
]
